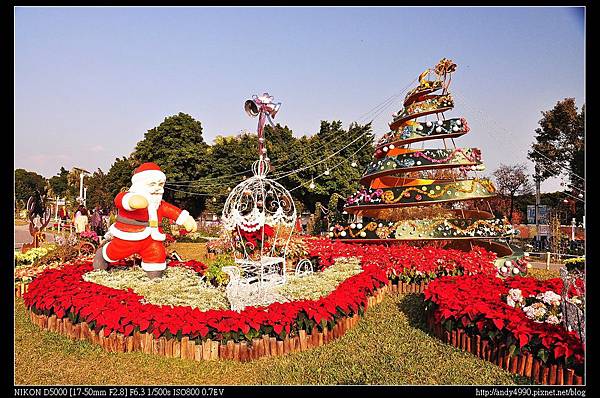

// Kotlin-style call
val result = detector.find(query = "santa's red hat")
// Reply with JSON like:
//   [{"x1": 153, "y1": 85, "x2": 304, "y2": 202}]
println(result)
[{"x1": 131, "y1": 162, "x2": 166, "y2": 185}]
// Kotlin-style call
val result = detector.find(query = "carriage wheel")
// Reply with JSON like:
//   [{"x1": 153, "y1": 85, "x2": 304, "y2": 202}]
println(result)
[{"x1": 78, "y1": 242, "x2": 96, "y2": 256}]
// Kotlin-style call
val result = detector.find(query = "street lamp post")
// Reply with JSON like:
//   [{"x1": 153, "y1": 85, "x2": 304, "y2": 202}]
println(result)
[
  {"x1": 75, "y1": 168, "x2": 92, "y2": 207},
  {"x1": 534, "y1": 168, "x2": 541, "y2": 243}
]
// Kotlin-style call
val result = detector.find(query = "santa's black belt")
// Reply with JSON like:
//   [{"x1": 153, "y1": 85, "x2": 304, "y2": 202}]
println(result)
[{"x1": 116, "y1": 215, "x2": 149, "y2": 226}]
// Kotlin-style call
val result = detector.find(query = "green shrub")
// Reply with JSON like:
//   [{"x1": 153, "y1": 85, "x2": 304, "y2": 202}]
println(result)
[
  {"x1": 176, "y1": 232, "x2": 209, "y2": 243},
  {"x1": 32, "y1": 244, "x2": 80, "y2": 267},
  {"x1": 564, "y1": 257, "x2": 585, "y2": 272},
  {"x1": 205, "y1": 255, "x2": 236, "y2": 287},
  {"x1": 14, "y1": 245, "x2": 57, "y2": 267}
]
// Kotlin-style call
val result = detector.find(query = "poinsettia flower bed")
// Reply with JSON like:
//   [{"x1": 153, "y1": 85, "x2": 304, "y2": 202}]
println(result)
[
  {"x1": 305, "y1": 238, "x2": 498, "y2": 283},
  {"x1": 23, "y1": 258, "x2": 387, "y2": 346},
  {"x1": 423, "y1": 274, "x2": 584, "y2": 383}
]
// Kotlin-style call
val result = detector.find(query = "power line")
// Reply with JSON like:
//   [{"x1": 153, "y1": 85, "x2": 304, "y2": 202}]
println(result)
[
  {"x1": 530, "y1": 147, "x2": 585, "y2": 181},
  {"x1": 164, "y1": 128, "x2": 371, "y2": 189},
  {"x1": 274, "y1": 130, "x2": 373, "y2": 181},
  {"x1": 164, "y1": 120, "x2": 372, "y2": 187},
  {"x1": 289, "y1": 139, "x2": 373, "y2": 192},
  {"x1": 453, "y1": 92, "x2": 585, "y2": 183},
  {"x1": 164, "y1": 186, "x2": 230, "y2": 196},
  {"x1": 561, "y1": 190, "x2": 585, "y2": 203},
  {"x1": 165, "y1": 77, "x2": 417, "y2": 187}
]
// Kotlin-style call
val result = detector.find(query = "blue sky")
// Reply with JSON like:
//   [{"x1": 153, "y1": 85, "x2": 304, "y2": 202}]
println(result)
[{"x1": 14, "y1": 6, "x2": 584, "y2": 193}]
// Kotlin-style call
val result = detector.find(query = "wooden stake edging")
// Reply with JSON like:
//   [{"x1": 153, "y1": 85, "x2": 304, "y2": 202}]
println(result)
[
  {"x1": 525, "y1": 354, "x2": 533, "y2": 378},
  {"x1": 299, "y1": 330, "x2": 307, "y2": 351},
  {"x1": 510, "y1": 356, "x2": 518, "y2": 374},
  {"x1": 233, "y1": 342, "x2": 241, "y2": 361},
  {"x1": 28, "y1": 282, "x2": 583, "y2": 380},
  {"x1": 517, "y1": 355, "x2": 525, "y2": 376},
  {"x1": 210, "y1": 340, "x2": 219, "y2": 360},
  {"x1": 566, "y1": 369, "x2": 574, "y2": 385},
  {"x1": 181, "y1": 337, "x2": 189, "y2": 359},
  {"x1": 173, "y1": 340, "x2": 181, "y2": 358},
  {"x1": 422, "y1": 310, "x2": 583, "y2": 385},
  {"x1": 557, "y1": 365, "x2": 564, "y2": 385},
  {"x1": 239, "y1": 342, "x2": 248, "y2": 362},
  {"x1": 202, "y1": 340, "x2": 211, "y2": 360},
  {"x1": 549, "y1": 364, "x2": 557, "y2": 385},
  {"x1": 226, "y1": 340, "x2": 234, "y2": 360}
]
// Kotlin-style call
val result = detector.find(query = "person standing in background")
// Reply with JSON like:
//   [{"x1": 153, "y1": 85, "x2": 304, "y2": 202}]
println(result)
[
  {"x1": 91, "y1": 205, "x2": 105, "y2": 236},
  {"x1": 74, "y1": 204, "x2": 89, "y2": 234}
]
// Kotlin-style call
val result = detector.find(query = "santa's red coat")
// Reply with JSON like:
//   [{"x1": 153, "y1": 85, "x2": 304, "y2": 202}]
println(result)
[{"x1": 108, "y1": 191, "x2": 189, "y2": 241}]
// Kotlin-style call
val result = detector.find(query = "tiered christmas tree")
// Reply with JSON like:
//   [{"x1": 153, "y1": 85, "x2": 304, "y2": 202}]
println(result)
[{"x1": 331, "y1": 58, "x2": 519, "y2": 261}]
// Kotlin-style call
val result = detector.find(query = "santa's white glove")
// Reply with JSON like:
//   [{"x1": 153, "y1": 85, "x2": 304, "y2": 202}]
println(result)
[
  {"x1": 183, "y1": 216, "x2": 197, "y2": 233},
  {"x1": 128, "y1": 194, "x2": 149, "y2": 209}
]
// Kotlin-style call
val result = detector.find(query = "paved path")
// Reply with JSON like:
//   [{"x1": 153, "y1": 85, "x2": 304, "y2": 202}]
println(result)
[
  {"x1": 14, "y1": 224, "x2": 55, "y2": 250},
  {"x1": 529, "y1": 261, "x2": 565, "y2": 271}
]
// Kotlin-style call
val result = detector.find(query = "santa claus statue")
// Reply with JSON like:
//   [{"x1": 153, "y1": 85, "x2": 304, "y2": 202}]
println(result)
[{"x1": 92, "y1": 162, "x2": 197, "y2": 278}]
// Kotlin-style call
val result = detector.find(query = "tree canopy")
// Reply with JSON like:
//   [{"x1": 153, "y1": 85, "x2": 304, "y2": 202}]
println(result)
[
  {"x1": 492, "y1": 163, "x2": 532, "y2": 223},
  {"x1": 14, "y1": 168, "x2": 47, "y2": 204},
  {"x1": 528, "y1": 98, "x2": 584, "y2": 188},
  {"x1": 85, "y1": 169, "x2": 113, "y2": 210},
  {"x1": 275, "y1": 121, "x2": 374, "y2": 213},
  {"x1": 528, "y1": 98, "x2": 584, "y2": 221},
  {"x1": 106, "y1": 157, "x2": 136, "y2": 198},
  {"x1": 48, "y1": 167, "x2": 69, "y2": 198},
  {"x1": 133, "y1": 112, "x2": 210, "y2": 216},
  {"x1": 16, "y1": 113, "x2": 373, "y2": 225}
]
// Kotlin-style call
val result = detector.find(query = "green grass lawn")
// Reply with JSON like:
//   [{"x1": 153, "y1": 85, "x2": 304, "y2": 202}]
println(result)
[
  {"x1": 14, "y1": 292, "x2": 525, "y2": 385},
  {"x1": 170, "y1": 242, "x2": 208, "y2": 261}
]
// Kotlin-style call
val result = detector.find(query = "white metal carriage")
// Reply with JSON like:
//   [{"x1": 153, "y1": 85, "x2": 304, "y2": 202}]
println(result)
[{"x1": 220, "y1": 93, "x2": 298, "y2": 310}]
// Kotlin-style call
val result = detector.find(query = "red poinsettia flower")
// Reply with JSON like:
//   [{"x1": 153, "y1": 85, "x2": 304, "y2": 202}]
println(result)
[
  {"x1": 423, "y1": 274, "x2": 584, "y2": 365},
  {"x1": 22, "y1": 255, "x2": 387, "y2": 344}
]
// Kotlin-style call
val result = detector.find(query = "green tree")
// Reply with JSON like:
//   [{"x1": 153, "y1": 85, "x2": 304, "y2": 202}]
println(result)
[
  {"x1": 200, "y1": 124, "x2": 301, "y2": 215},
  {"x1": 14, "y1": 168, "x2": 47, "y2": 204},
  {"x1": 86, "y1": 168, "x2": 113, "y2": 209},
  {"x1": 202, "y1": 132, "x2": 260, "y2": 214},
  {"x1": 528, "y1": 98, "x2": 584, "y2": 220},
  {"x1": 492, "y1": 163, "x2": 533, "y2": 223},
  {"x1": 48, "y1": 167, "x2": 69, "y2": 198},
  {"x1": 133, "y1": 113, "x2": 210, "y2": 217},
  {"x1": 106, "y1": 157, "x2": 136, "y2": 200},
  {"x1": 280, "y1": 121, "x2": 374, "y2": 212}
]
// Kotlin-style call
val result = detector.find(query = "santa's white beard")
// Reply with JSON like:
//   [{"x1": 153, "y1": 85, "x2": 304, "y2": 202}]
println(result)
[
  {"x1": 129, "y1": 184, "x2": 163, "y2": 208},
  {"x1": 147, "y1": 193, "x2": 163, "y2": 207}
]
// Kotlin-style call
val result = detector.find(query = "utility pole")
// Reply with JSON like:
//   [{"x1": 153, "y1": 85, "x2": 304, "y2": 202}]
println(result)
[
  {"x1": 79, "y1": 172, "x2": 84, "y2": 202},
  {"x1": 535, "y1": 167, "x2": 541, "y2": 243},
  {"x1": 74, "y1": 167, "x2": 91, "y2": 206}
]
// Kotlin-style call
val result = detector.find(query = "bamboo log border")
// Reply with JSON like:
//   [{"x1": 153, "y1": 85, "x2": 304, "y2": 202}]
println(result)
[
  {"x1": 25, "y1": 279, "x2": 434, "y2": 362},
  {"x1": 424, "y1": 310, "x2": 584, "y2": 385},
  {"x1": 15, "y1": 282, "x2": 30, "y2": 298}
]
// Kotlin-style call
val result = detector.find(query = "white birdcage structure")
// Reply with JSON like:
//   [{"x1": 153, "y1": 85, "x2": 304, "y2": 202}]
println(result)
[
  {"x1": 221, "y1": 93, "x2": 297, "y2": 309},
  {"x1": 560, "y1": 264, "x2": 585, "y2": 343}
]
